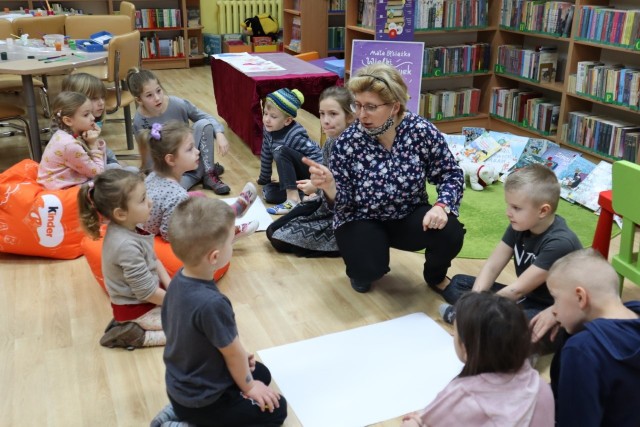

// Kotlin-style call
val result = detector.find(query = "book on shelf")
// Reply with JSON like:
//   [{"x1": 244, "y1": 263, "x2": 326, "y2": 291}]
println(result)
[
  {"x1": 558, "y1": 156, "x2": 597, "y2": 200},
  {"x1": 567, "y1": 161, "x2": 612, "y2": 211},
  {"x1": 536, "y1": 46, "x2": 558, "y2": 83},
  {"x1": 189, "y1": 36, "x2": 199, "y2": 55},
  {"x1": 187, "y1": 8, "x2": 200, "y2": 28}
]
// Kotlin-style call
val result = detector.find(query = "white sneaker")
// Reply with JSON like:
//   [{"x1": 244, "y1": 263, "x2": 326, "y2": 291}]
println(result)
[
  {"x1": 235, "y1": 182, "x2": 257, "y2": 217},
  {"x1": 233, "y1": 220, "x2": 259, "y2": 242}
]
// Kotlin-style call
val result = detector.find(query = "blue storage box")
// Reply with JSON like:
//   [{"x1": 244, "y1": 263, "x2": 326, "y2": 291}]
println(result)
[
  {"x1": 76, "y1": 40, "x2": 105, "y2": 52},
  {"x1": 90, "y1": 31, "x2": 113, "y2": 46},
  {"x1": 324, "y1": 59, "x2": 345, "y2": 78}
]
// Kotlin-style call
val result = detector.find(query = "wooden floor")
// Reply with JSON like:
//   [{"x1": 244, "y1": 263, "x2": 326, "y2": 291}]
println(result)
[{"x1": 1, "y1": 66, "x2": 638, "y2": 427}]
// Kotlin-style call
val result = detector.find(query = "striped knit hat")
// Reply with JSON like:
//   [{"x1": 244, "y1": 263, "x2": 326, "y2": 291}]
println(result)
[{"x1": 266, "y1": 88, "x2": 305, "y2": 118}]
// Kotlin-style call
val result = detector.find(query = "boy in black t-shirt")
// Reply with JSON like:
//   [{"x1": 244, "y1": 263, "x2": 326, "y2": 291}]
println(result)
[
  {"x1": 436, "y1": 164, "x2": 582, "y2": 332},
  {"x1": 151, "y1": 197, "x2": 286, "y2": 427}
]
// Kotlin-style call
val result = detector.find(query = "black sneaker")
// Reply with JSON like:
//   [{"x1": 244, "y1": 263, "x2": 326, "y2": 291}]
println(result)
[
  {"x1": 99, "y1": 322, "x2": 145, "y2": 350},
  {"x1": 213, "y1": 162, "x2": 225, "y2": 176},
  {"x1": 203, "y1": 171, "x2": 230, "y2": 195},
  {"x1": 350, "y1": 278, "x2": 372, "y2": 293},
  {"x1": 439, "y1": 303, "x2": 456, "y2": 325}
]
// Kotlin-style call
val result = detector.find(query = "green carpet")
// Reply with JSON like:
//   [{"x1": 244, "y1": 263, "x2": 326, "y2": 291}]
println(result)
[{"x1": 427, "y1": 184, "x2": 619, "y2": 259}]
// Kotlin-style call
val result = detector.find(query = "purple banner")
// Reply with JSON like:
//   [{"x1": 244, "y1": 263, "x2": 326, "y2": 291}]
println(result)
[
  {"x1": 351, "y1": 40, "x2": 425, "y2": 114},
  {"x1": 376, "y1": 0, "x2": 414, "y2": 41}
]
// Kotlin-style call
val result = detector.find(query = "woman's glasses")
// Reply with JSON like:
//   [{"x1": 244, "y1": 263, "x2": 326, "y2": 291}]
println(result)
[{"x1": 351, "y1": 102, "x2": 391, "y2": 114}]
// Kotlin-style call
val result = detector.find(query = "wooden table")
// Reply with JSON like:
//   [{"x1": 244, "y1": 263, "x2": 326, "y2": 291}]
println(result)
[
  {"x1": 0, "y1": 48, "x2": 107, "y2": 161},
  {"x1": 211, "y1": 52, "x2": 339, "y2": 155}
]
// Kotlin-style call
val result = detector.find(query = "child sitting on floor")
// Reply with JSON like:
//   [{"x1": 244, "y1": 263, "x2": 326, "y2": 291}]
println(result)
[
  {"x1": 401, "y1": 292, "x2": 554, "y2": 426},
  {"x1": 78, "y1": 169, "x2": 169, "y2": 349},
  {"x1": 38, "y1": 91, "x2": 106, "y2": 190},
  {"x1": 138, "y1": 121, "x2": 258, "y2": 243},
  {"x1": 543, "y1": 248, "x2": 640, "y2": 427},
  {"x1": 127, "y1": 68, "x2": 231, "y2": 194},
  {"x1": 257, "y1": 87, "x2": 323, "y2": 215},
  {"x1": 151, "y1": 197, "x2": 287, "y2": 426}
]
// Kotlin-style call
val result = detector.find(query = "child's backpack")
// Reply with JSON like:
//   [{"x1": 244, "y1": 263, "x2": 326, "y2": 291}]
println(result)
[{"x1": 242, "y1": 13, "x2": 279, "y2": 39}]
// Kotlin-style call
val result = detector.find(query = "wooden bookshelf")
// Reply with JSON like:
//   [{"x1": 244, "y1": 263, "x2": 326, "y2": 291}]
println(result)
[
  {"x1": 6, "y1": 0, "x2": 202, "y2": 69},
  {"x1": 282, "y1": 0, "x2": 330, "y2": 57},
  {"x1": 342, "y1": 0, "x2": 640, "y2": 164}
]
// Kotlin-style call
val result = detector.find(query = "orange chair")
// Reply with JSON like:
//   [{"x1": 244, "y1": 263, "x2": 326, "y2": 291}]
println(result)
[{"x1": 295, "y1": 51, "x2": 320, "y2": 62}]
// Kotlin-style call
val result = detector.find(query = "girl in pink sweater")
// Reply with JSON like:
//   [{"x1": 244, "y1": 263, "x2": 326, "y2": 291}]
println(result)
[
  {"x1": 37, "y1": 91, "x2": 106, "y2": 190},
  {"x1": 401, "y1": 292, "x2": 554, "y2": 427}
]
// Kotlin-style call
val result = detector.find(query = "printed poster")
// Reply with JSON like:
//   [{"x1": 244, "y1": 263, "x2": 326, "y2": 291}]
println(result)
[
  {"x1": 376, "y1": 0, "x2": 415, "y2": 41},
  {"x1": 351, "y1": 40, "x2": 425, "y2": 114}
]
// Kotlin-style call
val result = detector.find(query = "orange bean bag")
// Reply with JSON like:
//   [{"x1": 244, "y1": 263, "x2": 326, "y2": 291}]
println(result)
[
  {"x1": 0, "y1": 159, "x2": 84, "y2": 259},
  {"x1": 81, "y1": 228, "x2": 230, "y2": 294}
]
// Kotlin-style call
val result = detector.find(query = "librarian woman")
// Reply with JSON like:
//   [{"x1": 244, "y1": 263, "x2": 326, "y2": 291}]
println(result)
[{"x1": 304, "y1": 62, "x2": 465, "y2": 294}]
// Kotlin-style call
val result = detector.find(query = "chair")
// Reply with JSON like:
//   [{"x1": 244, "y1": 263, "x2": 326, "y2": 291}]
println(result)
[
  {"x1": 0, "y1": 20, "x2": 50, "y2": 119},
  {"x1": 11, "y1": 15, "x2": 66, "y2": 37},
  {"x1": 66, "y1": 15, "x2": 134, "y2": 80},
  {"x1": 119, "y1": 1, "x2": 137, "y2": 31},
  {"x1": 294, "y1": 51, "x2": 320, "y2": 62},
  {"x1": 611, "y1": 160, "x2": 640, "y2": 291},
  {"x1": 104, "y1": 30, "x2": 141, "y2": 150},
  {"x1": 0, "y1": 103, "x2": 34, "y2": 159}
]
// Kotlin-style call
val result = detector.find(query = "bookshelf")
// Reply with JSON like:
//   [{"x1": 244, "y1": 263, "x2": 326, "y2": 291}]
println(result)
[
  {"x1": 343, "y1": 0, "x2": 639, "y2": 164},
  {"x1": 6, "y1": 0, "x2": 202, "y2": 70},
  {"x1": 282, "y1": 0, "x2": 330, "y2": 57}
]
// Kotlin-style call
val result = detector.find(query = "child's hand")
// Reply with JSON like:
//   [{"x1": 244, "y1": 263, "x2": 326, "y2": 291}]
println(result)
[
  {"x1": 215, "y1": 132, "x2": 230, "y2": 156},
  {"x1": 245, "y1": 381, "x2": 281, "y2": 412},
  {"x1": 248, "y1": 353, "x2": 256, "y2": 372},
  {"x1": 530, "y1": 307, "x2": 560, "y2": 343},
  {"x1": 296, "y1": 179, "x2": 316, "y2": 195},
  {"x1": 401, "y1": 412, "x2": 423, "y2": 427},
  {"x1": 82, "y1": 123, "x2": 101, "y2": 147}
]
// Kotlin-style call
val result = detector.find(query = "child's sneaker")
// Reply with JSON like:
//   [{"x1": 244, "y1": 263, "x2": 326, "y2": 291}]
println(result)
[
  {"x1": 203, "y1": 171, "x2": 230, "y2": 195},
  {"x1": 266, "y1": 200, "x2": 297, "y2": 215},
  {"x1": 213, "y1": 162, "x2": 225, "y2": 176},
  {"x1": 99, "y1": 322, "x2": 145, "y2": 350},
  {"x1": 439, "y1": 303, "x2": 456, "y2": 325},
  {"x1": 235, "y1": 182, "x2": 258, "y2": 217},
  {"x1": 234, "y1": 220, "x2": 259, "y2": 242}
]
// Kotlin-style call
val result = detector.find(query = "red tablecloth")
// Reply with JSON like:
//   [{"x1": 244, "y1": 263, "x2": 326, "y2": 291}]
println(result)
[{"x1": 211, "y1": 53, "x2": 340, "y2": 155}]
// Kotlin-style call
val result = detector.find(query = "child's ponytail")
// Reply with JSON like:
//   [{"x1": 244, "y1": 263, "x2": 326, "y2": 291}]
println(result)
[
  {"x1": 126, "y1": 67, "x2": 163, "y2": 98},
  {"x1": 77, "y1": 169, "x2": 146, "y2": 239},
  {"x1": 138, "y1": 120, "x2": 191, "y2": 175},
  {"x1": 77, "y1": 180, "x2": 102, "y2": 239}
]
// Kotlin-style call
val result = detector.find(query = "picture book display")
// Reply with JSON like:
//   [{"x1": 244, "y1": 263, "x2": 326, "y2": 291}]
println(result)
[
  {"x1": 376, "y1": 0, "x2": 415, "y2": 41},
  {"x1": 539, "y1": 145, "x2": 581, "y2": 178},
  {"x1": 462, "y1": 132, "x2": 502, "y2": 163},
  {"x1": 557, "y1": 156, "x2": 597, "y2": 200},
  {"x1": 567, "y1": 161, "x2": 612, "y2": 211},
  {"x1": 462, "y1": 126, "x2": 486, "y2": 143},
  {"x1": 483, "y1": 131, "x2": 529, "y2": 177}
]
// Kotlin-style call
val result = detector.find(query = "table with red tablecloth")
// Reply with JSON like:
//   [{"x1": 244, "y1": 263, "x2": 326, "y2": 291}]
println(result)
[{"x1": 211, "y1": 53, "x2": 340, "y2": 155}]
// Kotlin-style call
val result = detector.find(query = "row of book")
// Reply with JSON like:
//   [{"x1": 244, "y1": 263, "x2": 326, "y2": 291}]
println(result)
[
  {"x1": 328, "y1": 27, "x2": 345, "y2": 51},
  {"x1": 570, "y1": 62, "x2": 640, "y2": 110},
  {"x1": 419, "y1": 87, "x2": 481, "y2": 119},
  {"x1": 421, "y1": 43, "x2": 490, "y2": 76},
  {"x1": 499, "y1": 0, "x2": 574, "y2": 37},
  {"x1": 496, "y1": 44, "x2": 558, "y2": 83},
  {"x1": 564, "y1": 112, "x2": 640, "y2": 162},
  {"x1": 414, "y1": 0, "x2": 488, "y2": 30},
  {"x1": 329, "y1": 0, "x2": 346, "y2": 12},
  {"x1": 135, "y1": 9, "x2": 182, "y2": 29},
  {"x1": 140, "y1": 35, "x2": 185, "y2": 59},
  {"x1": 446, "y1": 129, "x2": 614, "y2": 212},
  {"x1": 490, "y1": 87, "x2": 559, "y2": 134},
  {"x1": 576, "y1": 6, "x2": 640, "y2": 47}
]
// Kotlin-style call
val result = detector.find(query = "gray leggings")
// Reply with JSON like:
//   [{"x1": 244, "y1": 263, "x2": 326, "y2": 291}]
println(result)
[{"x1": 180, "y1": 119, "x2": 216, "y2": 190}]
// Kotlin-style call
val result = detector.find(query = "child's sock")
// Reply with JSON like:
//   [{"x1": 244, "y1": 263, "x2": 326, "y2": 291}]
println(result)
[
  {"x1": 266, "y1": 199, "x2": 299, "y2": 215},
  {"x1": 231, "y1": 182, "x2": 257, "y2": 217},
  {"x1": 161, "y1": 422, "x2": 196, "y2": 427},
  {"x1": 143, "y1": 330, "x2": 167, "y2": 347},
  {"x1": 150, "y1": 404, "x2": 178, "y2": 427}
]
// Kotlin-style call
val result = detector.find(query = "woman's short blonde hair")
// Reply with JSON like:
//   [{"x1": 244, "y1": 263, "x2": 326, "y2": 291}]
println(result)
[{"x1": 347, "y1": 63, "x2": 409, "y2": 116}]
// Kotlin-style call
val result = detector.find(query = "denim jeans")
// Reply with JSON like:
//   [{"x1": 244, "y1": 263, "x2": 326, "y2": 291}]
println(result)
[{"x1": 272, "y1": 145, "x2": 309, "y2": 190}]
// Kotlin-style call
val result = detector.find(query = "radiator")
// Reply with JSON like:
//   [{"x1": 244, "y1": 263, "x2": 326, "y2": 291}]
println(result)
[{"x1": 217, "y1": 0, "x2": 282, "y2": 34}]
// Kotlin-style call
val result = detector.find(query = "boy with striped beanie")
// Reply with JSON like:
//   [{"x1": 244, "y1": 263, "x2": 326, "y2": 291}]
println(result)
[{"x1": 258, "y1": 88, "x2": 322, "y2": 215}]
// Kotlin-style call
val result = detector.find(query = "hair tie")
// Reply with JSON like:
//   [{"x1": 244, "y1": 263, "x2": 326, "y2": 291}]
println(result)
[
  {"x1": 150, "y1": 123, "x2": 162, "y2": 140},
  {"x1": 56, "y1": 110, "x2": 62, "y2": 117},
  {"x1": 86, "y1": 181, "x2": 96, "y2": 207}
]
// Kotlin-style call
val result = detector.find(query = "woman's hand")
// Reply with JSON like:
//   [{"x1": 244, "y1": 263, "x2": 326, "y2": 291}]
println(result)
[
  {"x1": 401, "y1": 412, "x2": 423, "y2": 427},
  {"x1": 302, "y1": 157, "x2": 336, "y2": 201},
  {"x1": 296, "y1": 179, "x2": 316, "y2": 195},
  {"x1": 215, "y1": 132, "x2": 230, "y2": 156},
  {"x1": 422, "y1": 204, "x2": 449, "y2": 231}
]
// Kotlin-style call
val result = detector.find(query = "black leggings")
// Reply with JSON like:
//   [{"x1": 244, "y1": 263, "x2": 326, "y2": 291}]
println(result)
[
  {"x1": 334, "y1": 205, "x2": 465, "y2": 286},
  {"x1": 169, "y1": 362, "x2": 287, "y2": 427}
]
